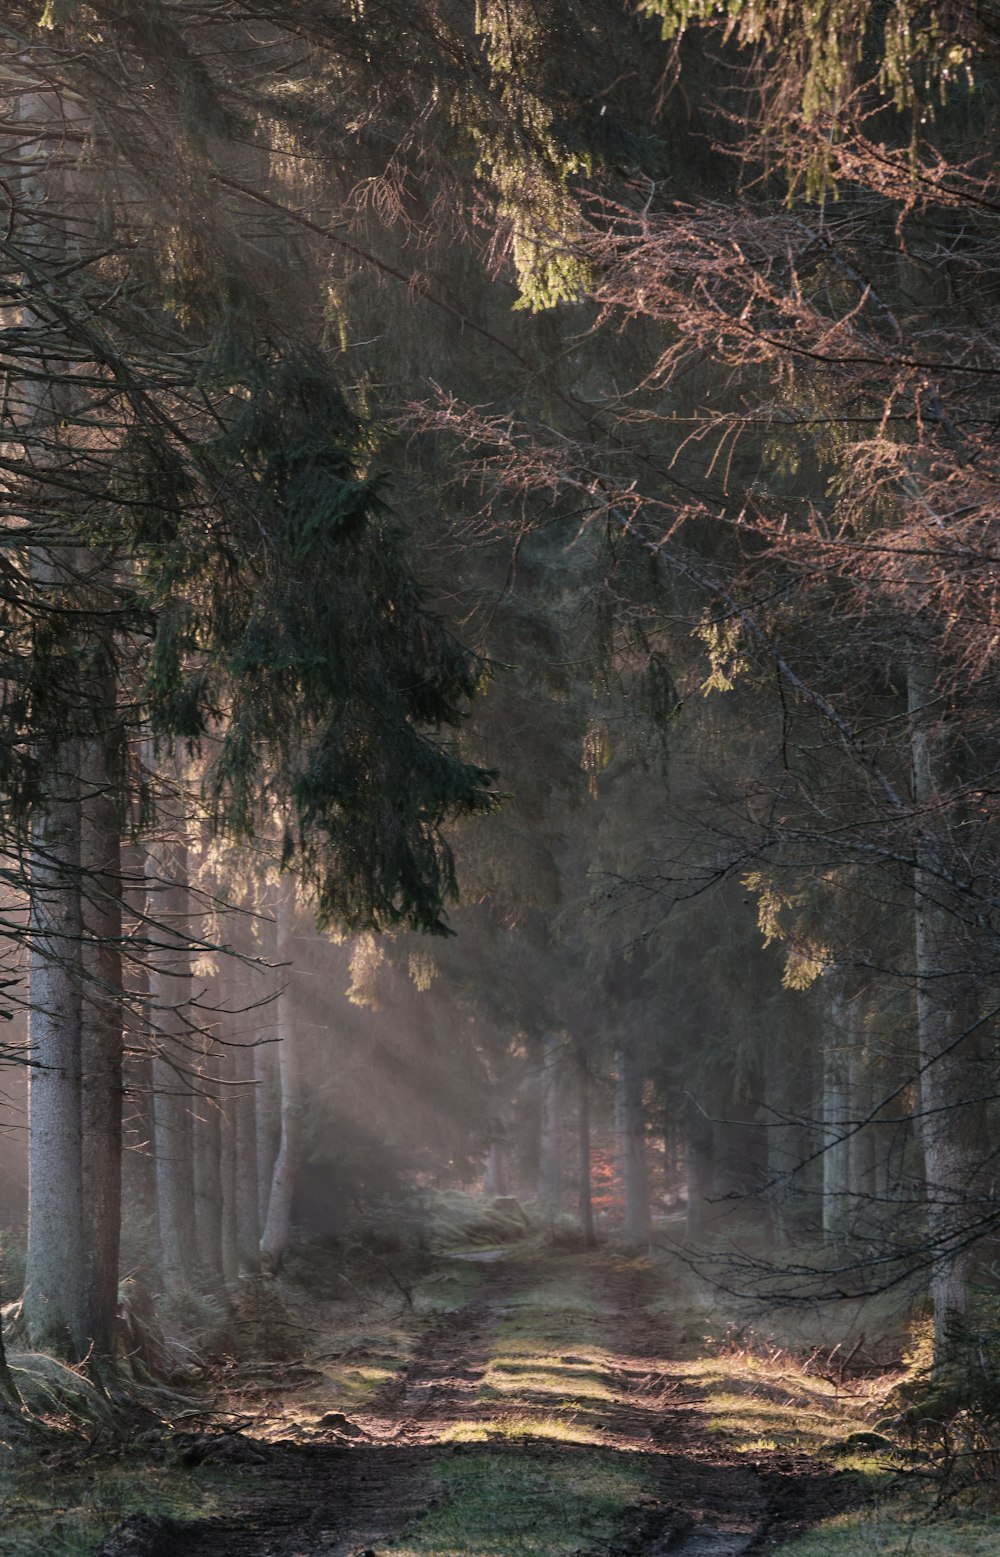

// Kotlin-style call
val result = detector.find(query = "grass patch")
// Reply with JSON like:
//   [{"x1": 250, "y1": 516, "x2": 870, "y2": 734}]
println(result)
[
  {"x1": 780, "y1": 1506, "x2": 1000, "y2": 1555},
  {"x1": 383, "y1": 1449, "x2": 652, "y2": 1557},
  {"x1": 0, "y1": 1454, "x2": 218, "y2": 1557},
  {"x1": 413, "y1": 1258, "x2": 486, "y2": 1313},
  {"x1": 479, "y1": 1354, "x2": 612, "y2": 1405},
  {"x1": 676, "y1": 1344, "x2": 892, "y2": 1462},
  {"x1": 440, "y1": 1413, "x2": 605, "y2": 1446}
]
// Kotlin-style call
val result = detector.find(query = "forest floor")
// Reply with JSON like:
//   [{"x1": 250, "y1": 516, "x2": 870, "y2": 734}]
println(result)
[{"x1": 4, "y1": 1237, "x2": 1000, "y2": 1557}]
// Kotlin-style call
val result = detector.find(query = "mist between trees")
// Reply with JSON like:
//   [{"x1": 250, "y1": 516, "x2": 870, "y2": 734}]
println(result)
[{"x1": 0, "y1": 0, "x2": 998, "y2": 1429}]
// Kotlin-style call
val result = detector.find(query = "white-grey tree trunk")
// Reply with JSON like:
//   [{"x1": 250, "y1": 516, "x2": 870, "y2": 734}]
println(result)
[
  {"x1": 18, "y1": 91, "x2": 89, "y2": 1361},
  {"x1": 537, "y1": 1031, "x2": 563, "y2": 1214},
  {"x1": 23, "y1": 751, "x2": 85, "y2": 1358},
  {"x1": 483, "y1": 1136, "x2": 510, "y2": 1198},
  {"x1": 193, "y1": 1037, "x2": 224, "y2": 1288},
  {"x1": 254, "y1": 1028, "x2": 280, "y2": 1229},
  {"x1": 847, "y1": 999, "x2": 876, "y2": 1209},
  {"x1": 821, "y1": 980, "x2": 852, "y2": 1245},
  {"x1": 233, "y1": 1021, "x2": 261, "y2": 1272},
  {"x1": 260, "y1": 878, "x2": 300, "y2": 1274},
  {"x1": 219, "y1": 1026, "x2": 240, "y2": 1287},
  {"x1": 908, "y1": 653, "x2": 979, "y2": 1361},
  {"x1": 79, "y1": 713, "x2": 124, "y2": 1361},
  {"x1": 148, "y1": 832, "x2": 196, "y2": 1293},
  {"x1": 121, "y1": 843, "x2": 156, "y2": 1234}
]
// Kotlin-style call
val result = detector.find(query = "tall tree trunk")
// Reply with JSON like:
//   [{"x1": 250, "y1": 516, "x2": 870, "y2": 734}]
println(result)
[
  {"x1": 576, "y1": 1040, "x2": 596, "y2": 1249},
  {"x1": 79, "y1": 707, "x2": 124, "y2": 1362},
  {"x1": 908, "y1": 653, "x2": 980, "y2": 1362},
  {"x1": 219, "y1": 1024, "x2": 240, "y2": 1287},
  {"x1": 617, "y1": 1043, "x2": 651, "y2": 1243},
  {"x1": 847, "y1": 997, "x2": 877, "y2": 1212},
  {"x1": 233, "y1": 1014, "x2": 261, "y2": 1273},
  {"x1": 537, "y1": 1031, "x2": 563, "y2": 1214},
  {"x1": 483, "y1": 1135, "x2": 510, "y2": 1198},
  {"x1": 684, "y1": 1095, "x2": 715, "y2": 1244},
  {"x1": 821, "y1": 980, "x2": 852, "y2": 1245},
  {"x1": 254, "y1": 1030, "x2": 279, "y2": 1230},
  {"x1": 121, "y1": 844, "x2": 157, "y2": 1249},
  {"x1": 260, "y1": 879, "x2": 299, "y2": 1274},
  {"x1": 148, "y1": 832, "x2": 197, "y2": 1293},
  {"x1": 18, "y1": 93, "x2": 88, "y2": 1361},
  {"x1": 193, "y1": 1037, "x2": 224, "y2": 1289},
  {"x1": 23, "y1": 750, "x2": 85, "y2": 1358}
]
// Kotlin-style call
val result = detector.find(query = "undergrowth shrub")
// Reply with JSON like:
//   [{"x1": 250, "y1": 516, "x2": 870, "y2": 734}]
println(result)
[{"x1": 887, "y1": 1307, "x2": 1000, "y2": 1508}]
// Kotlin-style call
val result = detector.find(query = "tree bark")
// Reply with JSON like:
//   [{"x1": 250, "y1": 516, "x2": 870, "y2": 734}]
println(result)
[
  {"x1": 254, "y1": 1028, "x2": 280, "y2": 1230},
  {"x1": 148, "y1": 832, "x2": 197, "y2": 1293},
  {"x1": 23, "y1": 751, "x2": 86, "y2": 1358},
  {"x1": 260, "y1": 878, "x2": 300, "y2": 1274},
  {"x1": 821, "y1": 980, "x2": 852, "y2": 1245},
  {"x1": 218, "y1": 1022, "x2": 240, "y2": 1287},
  {"x1": 537, "y1": 1031, "x2": 563, "y2": 1215},
  {"x1": 575, "y1": 1040, "x2": 596, "y2": 1248},
  {"x1": 233, "y1": 1018, "x2": 261, "y2": 1273},
  {"x1": 79, "y1": 710, "x2": 124, "y2": 1362},
  {"x1": 483, "y1": 1135, "x2": 510, "y2": 1198},
  {"x1": 121, "y1": 844, "x2": 157, "y2": 1246},
  {"x1": 617, "y1": 1043, "x2": 651, "y2": 1243},
  {"x1": 193, "y1": 1036, "x2": 225, "y2": 1289},
  {"x1": 908, "y1": 653, "x2": 980, "y2": 1362}
]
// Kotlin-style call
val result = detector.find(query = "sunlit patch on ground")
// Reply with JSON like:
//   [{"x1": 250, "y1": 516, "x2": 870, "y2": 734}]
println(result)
[{"x1": 440, "y1": 1412, "x2": 606, "y2": 1445}]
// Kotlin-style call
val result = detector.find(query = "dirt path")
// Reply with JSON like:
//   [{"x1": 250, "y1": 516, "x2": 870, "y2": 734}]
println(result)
[{"x1": 96, "y1": 1251, "x2": 861, "y2": 1557}]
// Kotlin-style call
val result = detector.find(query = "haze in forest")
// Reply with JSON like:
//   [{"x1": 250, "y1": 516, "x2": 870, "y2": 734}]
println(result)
[{"x1": 1, "y1": 2, "x2": 1000, "y2": 1553}]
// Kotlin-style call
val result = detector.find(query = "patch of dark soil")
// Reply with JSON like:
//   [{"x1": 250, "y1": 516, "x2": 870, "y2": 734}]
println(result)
[
  {"x1": 94, "y1": 1512, "x2": 193, "y2": 1557},
  {"x1": 110, "y1": 1440, "x2": 439, "y2": 1557}
]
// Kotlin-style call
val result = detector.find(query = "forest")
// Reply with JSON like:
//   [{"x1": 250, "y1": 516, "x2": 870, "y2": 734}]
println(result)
[{"x1": 1, "y1": 1, "x2": 1000, "y2": 1554}]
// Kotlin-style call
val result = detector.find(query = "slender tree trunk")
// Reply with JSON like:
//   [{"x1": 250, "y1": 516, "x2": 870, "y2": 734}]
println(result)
[
  {"x1": 908, "y1": 653, "x2": 980, "y2": 1362},
  {"x1": 260, "y1": 879, "x2": 299, "y2": 1274},
  {"x1": 193, "y1": 1037, "x2": 224, "y2": 1289},
  {"x1": 483, "y1": 1135, "x2": 509, "y2": 1198},
  {"x1": 537, "y1": 1031, "x2": 563, "y2": 1214},
  {"x1": 684, "y1": 1095, "x2": 715, "y2": 1244},
  {"x1": 576, "y1": 1040, "x2": 596, "y2": 1249},
  {"x1": 219, "y1": 1025, "x2": 240, "y2": 1287},
  {"x1": 78, "y1": 708, "x2": 124, "y2": 1362},
  {"x1": 822, "y1": 980, "x2": 852, "y2": 1245},
  {"x1": 148, "y1": 832, "x2": 197, "y2": 1293},
  {"x1": 847, "y1": 999, "x2": 877, "y2": 1210},
  {"x1": 617, "y1": 1043, "x2": 651, "y2": 1243},
  {"x1": 23, "y1": 751, "x2": 85, "y2": 1358},
  {"x1": 233, "y1": 1018, "x2": 260, "y2": 1273},
  {"x1": 121, "y1": 843, "x2": 156, "y2": 1247},
  {"x1": 254, "y1": 1031, "x2": 279, "y2": 1230}
]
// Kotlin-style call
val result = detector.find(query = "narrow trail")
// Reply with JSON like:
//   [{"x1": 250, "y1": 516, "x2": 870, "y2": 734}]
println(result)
[{"x1": 97, "y1": 1250, "x2": 860, "y2": 1557}]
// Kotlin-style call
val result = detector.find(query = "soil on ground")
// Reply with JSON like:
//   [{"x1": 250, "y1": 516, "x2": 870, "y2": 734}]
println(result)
[{"x1": 94, "y1": 1250, "x2": 863, "y2": 1557}]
